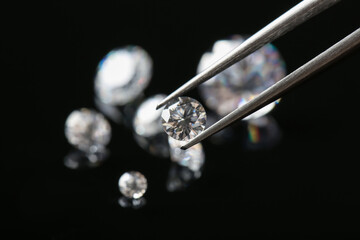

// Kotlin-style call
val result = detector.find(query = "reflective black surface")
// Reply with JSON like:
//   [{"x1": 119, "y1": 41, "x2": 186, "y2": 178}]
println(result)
[{"x1": 3, "y1": 0, "x2": 360, "y2": 238}]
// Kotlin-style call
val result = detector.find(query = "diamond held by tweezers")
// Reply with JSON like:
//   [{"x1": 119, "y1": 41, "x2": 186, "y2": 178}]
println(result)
[{"x1": 161, "y1": 97, "x2": 207, "y2": 141}]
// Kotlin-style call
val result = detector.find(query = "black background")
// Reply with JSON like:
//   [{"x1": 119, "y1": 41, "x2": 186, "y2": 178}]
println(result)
[{"x1": 3, "y1": 0, "x2": 360, "y2": 239}]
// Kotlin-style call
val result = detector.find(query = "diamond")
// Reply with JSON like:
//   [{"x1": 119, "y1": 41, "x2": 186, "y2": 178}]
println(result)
[
  {"x1": 161, "y1": 97, "x2": 207, "y2": 141},
  {"x1": 118, "y1": 171, "x2": 147, "y2": 199},
  {"x1": 94, "y1": 46, "x2": 152, "y2": 105},
  {"x1": 133, "y1": 94, "x2": 170, "y2": 158},
  {"x1": 64, "y1": 108, "x2": 111, "y2": 152},
  {"x1": 197, "y1": 35, "x2": 286, "y2": 119}
]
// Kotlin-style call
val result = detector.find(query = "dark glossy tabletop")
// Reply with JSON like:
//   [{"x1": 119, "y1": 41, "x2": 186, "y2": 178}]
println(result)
[{"x1": 3, "y1": 0, "x2": 360, "y2": 239}]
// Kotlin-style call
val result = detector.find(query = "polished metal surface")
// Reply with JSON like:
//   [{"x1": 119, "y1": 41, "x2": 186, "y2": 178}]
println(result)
[
  {"x1": 181, "y1": 28, "x2": 360, "y2": 149},
  {"x1": 156, "y1": 0, "x2": 341, "y2": 110}
]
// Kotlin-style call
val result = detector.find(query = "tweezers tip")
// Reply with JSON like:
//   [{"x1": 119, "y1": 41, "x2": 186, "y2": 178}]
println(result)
[
  {"x1": 155, "y1": 104, "x2": 163, "y2": 110},
  {"x1": 156, "y1": 96, "x2": 172, "y2": 110},
  {"x1": 180, "y1": 145, "x2": 188, "y2": 150}
]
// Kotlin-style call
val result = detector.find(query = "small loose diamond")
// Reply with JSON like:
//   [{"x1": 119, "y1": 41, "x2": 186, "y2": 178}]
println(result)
[
  {"x1": 197, "y1": 35, "x2": 286, "y2": 119},
  {"x1": 118, "y1": 171, "x2": 148, "y2": 199},
  {"x1": 65, "y1": 108, "x2": 111, "y2": 152},
  {"x1": 95, "y1": 46, "x2": 152, "y2": 105},
  {"x1": 161, "y1": 97, "x2": 207, "y2": 141}
]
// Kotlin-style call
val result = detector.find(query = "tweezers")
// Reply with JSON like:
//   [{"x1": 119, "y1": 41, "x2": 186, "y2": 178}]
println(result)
[{"x1": 156, "y1": 0, "x2": 360, "y2": 150}]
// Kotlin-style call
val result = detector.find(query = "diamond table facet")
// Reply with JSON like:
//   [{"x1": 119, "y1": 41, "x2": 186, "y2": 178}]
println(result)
[{"x1": 161, "y1": 97, "x2": 207, "y2": 141}]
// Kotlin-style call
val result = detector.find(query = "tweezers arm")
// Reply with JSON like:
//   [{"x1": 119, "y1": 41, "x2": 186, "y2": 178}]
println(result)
[
  {"x1": 182, "y1": 28, "x2": 360, "y2": 150},
  {"x1": 156, "y1": 0, "x2": 341, "y2": 109}
]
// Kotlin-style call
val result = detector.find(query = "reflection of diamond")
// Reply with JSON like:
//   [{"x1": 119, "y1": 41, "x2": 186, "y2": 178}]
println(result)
[
  {"x1": 198, "y1": 35, "x2": 286, "y2": 118},
  {"x1": 65, "y1": 108, "x2": 111, "y2": 152},
  {"x1": 95, "y1": 46, "x2": 152, "y2": 105},
  {"x1": 168, "y1": 137, "x2": 205, "y2": 172},
  {"x1": 118, "y1": 171, "x2": 147, "y2": 199},
  {"x1": 244, "y1": 115, "x2": 282, "y2": 150},
  {"x1": 133, "y1": 94, "x2": 170, "y2": 158},
  {"x1": 166, "y1": 163, "x2": 202, "y2": 192},
  {"x1": 161, "y1": 97, "x2": 207, "y2": 141},
  {"x1": 118, "y1": 196, "x2": 146, "y2": 209},
  {"x1": 64, "y1": 148, "x2": 109, "y2": 170}
]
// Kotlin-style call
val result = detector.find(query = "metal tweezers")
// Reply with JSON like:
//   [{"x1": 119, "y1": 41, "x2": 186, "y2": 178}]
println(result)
[{"x1": 156, "y1": 0, "x2": 360, "y2": 150}]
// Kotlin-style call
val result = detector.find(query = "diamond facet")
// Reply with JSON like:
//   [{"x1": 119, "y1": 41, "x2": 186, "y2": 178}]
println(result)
[
  {"x1": 197, "y1": 35, "x2": 286, "y2": 119},
  {"x1": 118, "y1": 171, "x2": 147, "y2": 199},
  {"x1": 65, "y1": 108, "x2": 111, "y2": 152},
  {"x1": 95, "y1": 46, "x2": 152, "y2": 105},
  {"x1": 161, "y1": 97, "x2": 207, "y2": 141}
]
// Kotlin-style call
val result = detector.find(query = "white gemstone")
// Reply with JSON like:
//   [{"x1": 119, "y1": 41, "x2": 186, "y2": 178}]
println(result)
[
  {"x1": 133, "y1": 94, "x2": 170, "y2": 158},
  {"x1": 197, "y1": 35, "x2": 286, "y2": 119},
  {"x1": 65, "y1": 108, "x2": 111, "y2": 152},
  {"x1": 118, "y1": 171, "x2": 147, "y2": 199},
  {"x1": 161, "y1": 97, "x2": 207, "y2": 141},
  {"x1": 168, "y1": 137, "x2": 205, "y2": 172},
  {"x1": 95, "y1": 46, "x2": 152, "y2": 105}
]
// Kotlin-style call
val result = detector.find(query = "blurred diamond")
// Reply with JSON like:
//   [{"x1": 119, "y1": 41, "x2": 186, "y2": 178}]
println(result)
[
  {"x1": 134, "y1": 94, "x2": 166, "y2": 137},
  {"x1": 133, "y1": 94, "x2": 170, "y2": 158},
  {"x1": 95, "y1": 46, "x2": 152, "y2": 105},
  {"x1": 168, "y1": 137, "x2": 205, "y2": 172},
  {"x1": 118, "y1": 171, "x2": 147, "y2": 199},
  {"x1": 161, "y1": 97, "x2": 207, "y2": 141},
  {"x1": 198, "y1": 35, "x2": 286, "y2": 119},
  {"x1": 65, "y1": 108, "x2": 111, "y2": 152}
]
